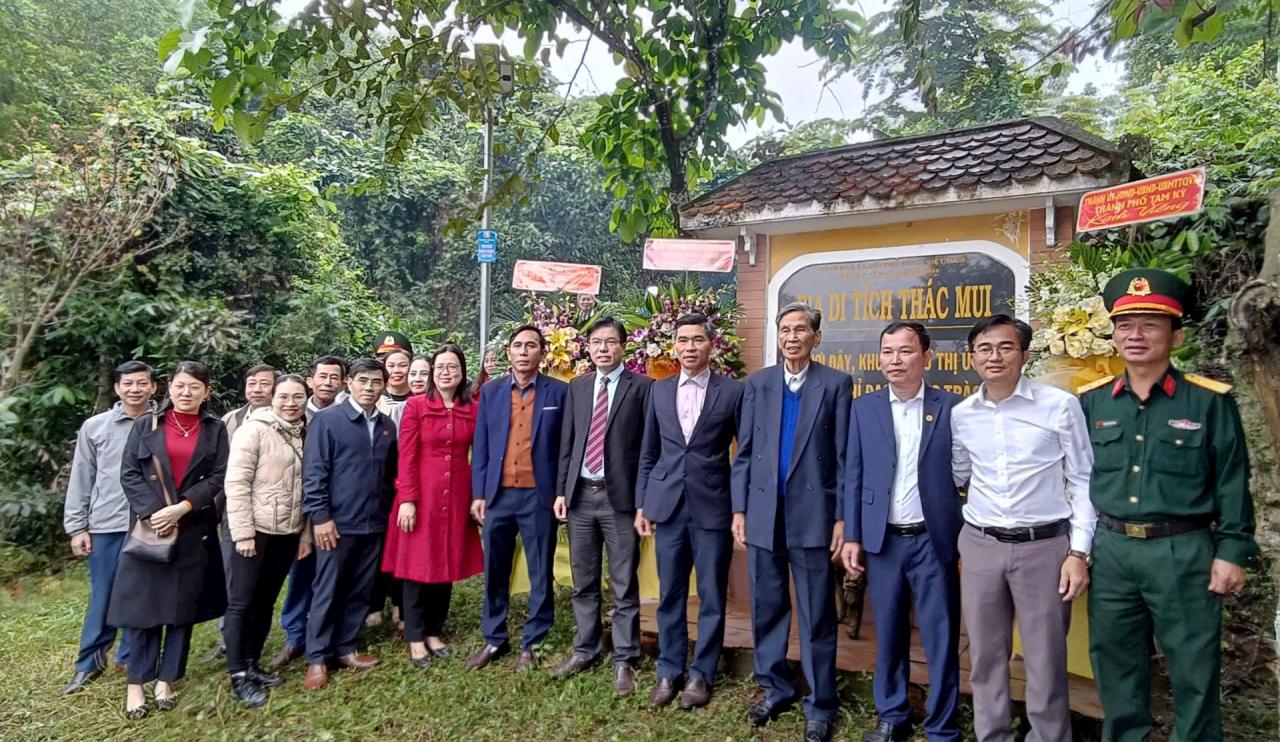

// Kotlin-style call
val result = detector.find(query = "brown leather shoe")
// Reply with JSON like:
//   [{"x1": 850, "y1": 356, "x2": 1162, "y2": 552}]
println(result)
[
  {"x1": 513, "y1": 649, "x2": 538, "y2": 672},
  {"x1": 336, "y1": 653, "x2": 380, "y2": 671},
  {"x1": 267, "y1": 644, "x2": 304, "y2": 672},
  {"x1": 614, "y1": 663, "x2": 637, "y2": 696},
  {"x1": 649, "y1": 675, "x2": 680, "y2": 708},
  {"x1": 464, "y1": 643, "x2": 510, "y2": 671},
  {"x1": 549, "y1": 653, "x2": 597, "y2": 680},
  {"x1": 680, "y1": 676, "x2": 712, "y2": 709},
  {"x1": 303, "y1": 663, "x2": 329, "y2": 690}
]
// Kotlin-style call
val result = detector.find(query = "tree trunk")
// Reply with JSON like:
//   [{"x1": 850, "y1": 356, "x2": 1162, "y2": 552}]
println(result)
[{"x1": 1226, "y1": 187, "x2": 1280, "y2": 681}]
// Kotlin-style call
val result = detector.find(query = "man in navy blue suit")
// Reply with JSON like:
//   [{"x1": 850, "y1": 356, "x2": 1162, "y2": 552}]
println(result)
[
  {"x1": 731, "y1": 302, "x2": 852, "y2": 742},
  {"x1": 302, "y1": 357, "x2": 398, "y2": 691},
  {"x1": 842, "y1": 322, "x2": 963, "y2": 742},
  {"x1": 466, "y1": 324, "x2": 568, "y2": 672},
  {"x1": 635, "y1": 313, "x2": 744, "y2": 710}
]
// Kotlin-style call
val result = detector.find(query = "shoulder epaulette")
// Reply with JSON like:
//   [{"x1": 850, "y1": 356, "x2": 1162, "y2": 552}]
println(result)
[
  {"x1": 1185, "y1": 373, "x2": 1233, "y2": 394},
  {"x1": 1075, "y1": 375, "x2": 1115, "y2": 395}
]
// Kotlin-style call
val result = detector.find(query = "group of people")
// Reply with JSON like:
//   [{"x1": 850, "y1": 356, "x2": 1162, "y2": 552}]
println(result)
[{"x1": 59, "y1": 267, "x2": 1253, "y2": 742}]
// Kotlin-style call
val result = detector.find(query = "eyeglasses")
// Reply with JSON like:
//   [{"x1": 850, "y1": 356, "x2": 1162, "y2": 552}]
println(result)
[
  {"x1": 971, "y1": 343, "x2": 1022, "y2": 359},
  {"x1": 588, "y1": 339, "x2": 621, "y2": 349},
  {"x1": 434, "y1": 364, "x2": 462, "y2": 373}
]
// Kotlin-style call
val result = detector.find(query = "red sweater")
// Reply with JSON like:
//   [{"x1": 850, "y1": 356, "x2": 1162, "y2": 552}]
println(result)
[{"x1": 164, "y1": 410, "x2": 202, "y2": 489}]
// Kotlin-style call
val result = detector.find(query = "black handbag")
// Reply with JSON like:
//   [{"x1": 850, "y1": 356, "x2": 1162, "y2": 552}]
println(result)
[{"x1": 122, "y1": 416, "x2": 180, "y2": 563}]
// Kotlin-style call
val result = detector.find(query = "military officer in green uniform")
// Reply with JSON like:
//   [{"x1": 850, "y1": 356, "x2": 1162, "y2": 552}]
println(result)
[{"x1": 1078, "y1": 268, "x2": 1257, "y2": 742}]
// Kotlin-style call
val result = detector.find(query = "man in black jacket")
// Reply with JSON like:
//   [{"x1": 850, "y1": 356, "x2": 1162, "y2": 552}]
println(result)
[{"x1": 300, "y1": 358, "x2": 398, "y2": 690}]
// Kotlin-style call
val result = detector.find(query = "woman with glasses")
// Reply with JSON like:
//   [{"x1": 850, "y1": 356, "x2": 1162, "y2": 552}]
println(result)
[
  {"x1": 222, "y1": 374, "x2": 311, "y2": 707},
  {"x1": 381, "y1": 344, "x2": 483, "y2": 666},
  {"x1": 109, "y1": 361, "x2": 229, "y2": 719}
]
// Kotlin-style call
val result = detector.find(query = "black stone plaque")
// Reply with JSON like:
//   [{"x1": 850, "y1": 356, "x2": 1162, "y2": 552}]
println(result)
[{"x1": 778, "y1": 251, "x2": 1018, "y2": 398}]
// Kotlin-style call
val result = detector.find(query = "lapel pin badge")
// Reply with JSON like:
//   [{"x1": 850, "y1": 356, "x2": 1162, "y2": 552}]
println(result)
[{"x1": 926, "y1": 414, "x2": 935, "y2": 422}]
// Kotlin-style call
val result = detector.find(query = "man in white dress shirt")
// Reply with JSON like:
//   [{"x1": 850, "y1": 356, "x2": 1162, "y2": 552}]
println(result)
[{"x1": 950, "y1": 314, "x2": 1096, "y2": 742}]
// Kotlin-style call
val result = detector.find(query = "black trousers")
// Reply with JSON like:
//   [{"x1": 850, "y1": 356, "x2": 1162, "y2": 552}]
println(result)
[
  {"x1": 224, "y1": 531, "x2": 301, "y2": 673},
  {"x1": 306, "y1": 532, "x2": 382, "y2": 663},
  {"x1": 124, "y1": 624, "x2": 192, "y2": 684},
  {"x1": 401, "y1": 581, "x2": 453, "y2": 642}
]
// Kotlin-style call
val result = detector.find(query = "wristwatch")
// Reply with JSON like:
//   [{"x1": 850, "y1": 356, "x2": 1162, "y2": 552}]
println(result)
[{"x1": 1067, "y1": 549, "x2": 1092, "y2": 567}]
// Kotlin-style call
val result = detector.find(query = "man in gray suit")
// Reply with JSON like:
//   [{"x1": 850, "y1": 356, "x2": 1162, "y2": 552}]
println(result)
[
  {"x1": 550, "y1": 316, "x2": 652, "y2": 695},
  {"x1": 732, "y1": 302, "x2": 852, "y2": 742}
]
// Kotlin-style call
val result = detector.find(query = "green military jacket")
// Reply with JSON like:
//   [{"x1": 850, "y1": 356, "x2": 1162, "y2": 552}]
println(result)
[{"x1": 1079, "y1": 366, "x2": 1257, "y2": 567}]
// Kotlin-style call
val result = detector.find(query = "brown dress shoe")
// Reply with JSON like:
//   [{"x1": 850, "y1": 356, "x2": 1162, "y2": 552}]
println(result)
[
  {"x1": 614, "y1": 663, "x2": 637, "y2": 696},
  {"x1": 549, "y1": 653, "x2": 597, "y2": 679},
  {"x1": 649, "y1": 676, "x2": 680, "y2": 708},
  {"x1": 303, "y1": 663, "x2": 329, "y2": 690},
  {"x1": 336, "y1": 653, "x2": 380, "y2": 671},
  {"x1": 267, "y1": 644, "x2": 304, "y2": 672},
  {"x1": 464, "y1": 643, "x2": 510, "y2": 671},
  {"x1": 513, "y1": 649, "x2": 538, "y2": 672},
  {"x1": 680, "y1": 677, "x2": 712, "y2": 709}
]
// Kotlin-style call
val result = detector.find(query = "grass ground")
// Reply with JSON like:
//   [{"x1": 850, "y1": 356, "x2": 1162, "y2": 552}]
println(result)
[
  {"x1": 1, "y1": 566, "x2": 1274, "y2": 740},
  {"x1": 0, "y1": 566, "x2": 881, "y2": 741}
]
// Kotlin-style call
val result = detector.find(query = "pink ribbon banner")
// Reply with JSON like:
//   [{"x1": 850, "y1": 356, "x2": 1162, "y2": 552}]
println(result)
[
  {"x1": 643, "y1": 238, "x2": 736, "y2": 273},
  {"x1": 511, "y1": 260, "x2": 603, "y2": 295}
]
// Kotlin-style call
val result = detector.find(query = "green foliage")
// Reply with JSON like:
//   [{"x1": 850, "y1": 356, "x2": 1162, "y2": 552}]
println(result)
[
  {"x1": 0, "y1": 0, "x2": 186, "y2": 145},
  {"x1": 850, "y1": 0, "x2": 1062, "y2": 133},
  {"x1": 1081, "y1": 44, "x2": 1280, "y2": 368},
  {"x1": 0, "y1": 98, "x2": 403, "y2": 560},
  {"x1": 1119, "y1": 0, "x2": 1278, "y2": 85},
  {"x1": 175, "y1": 0, "x2": 863, "y2": 237}
]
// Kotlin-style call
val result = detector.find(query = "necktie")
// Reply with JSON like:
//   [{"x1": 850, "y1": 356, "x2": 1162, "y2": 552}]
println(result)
[{"x1": 584, "y1": 376, "x2": 609, "y2": 475}]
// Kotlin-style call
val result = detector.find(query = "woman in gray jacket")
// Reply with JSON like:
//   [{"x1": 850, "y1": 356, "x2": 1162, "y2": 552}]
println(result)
[{"x1": 222, "y1": 375, "x2": 311, "y2": 707}]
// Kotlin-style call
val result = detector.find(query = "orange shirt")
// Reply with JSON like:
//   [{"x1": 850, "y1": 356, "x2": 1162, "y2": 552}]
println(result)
[{"x1": 500, "y1": 384, "x2": 536, "y2": 488}]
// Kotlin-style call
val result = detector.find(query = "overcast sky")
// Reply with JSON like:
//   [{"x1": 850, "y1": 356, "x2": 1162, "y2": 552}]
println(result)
[{"x1": 277, "y1": 0, "x2": 1122, "y2": 147}]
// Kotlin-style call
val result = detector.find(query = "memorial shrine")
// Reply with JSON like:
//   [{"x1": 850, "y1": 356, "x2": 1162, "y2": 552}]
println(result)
[{"x1": 645, "y1": 117, "x2": 1139, "y2": 717}]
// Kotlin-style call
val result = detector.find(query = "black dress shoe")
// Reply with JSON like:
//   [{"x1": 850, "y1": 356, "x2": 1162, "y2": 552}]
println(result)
[
  {"x1": 123, "y1": 700, "x2": 150, "y2": 721},
  {"x1": 246, "y1": 664, "x2": 285, "y2": 688},
  {"x1": 464, "y1": 642, "x2": 510, "y2": 671},
  {"x1": 861, "y1": 719, "x2": 914, "y2": 742},
  {"x1": 230, "y1": 673, "x2": 268, "y2": 709},
  {"x1": 62, "y1": 669, "x2": 102, "y2": 695},
  {"x1": 410, "y1": 653, "x2": 432, "y2": 669},
  {"x1": 805, "y1": 719, "x2": 834, "y2": 742},
  {"x1": 429, "y1": 645, "x2": 450, "y2": 659},
  {"x1": 747, "y1": 694, "x2": 798, "y2": 726},
  {"x1": 648, "y1": 676, "x2": 681, "y2": 709},
  {"x1": 549, "y1": 653, "x2": 597, "y2": 679}
]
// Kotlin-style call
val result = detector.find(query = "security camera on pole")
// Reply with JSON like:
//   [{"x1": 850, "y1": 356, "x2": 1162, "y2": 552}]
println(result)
[{"x1": 469, "y1": 43, "x2": 514, "y2": 355}]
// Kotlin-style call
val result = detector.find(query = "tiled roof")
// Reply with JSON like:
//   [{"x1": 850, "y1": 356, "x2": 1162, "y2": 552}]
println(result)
[{"x1": 682, "y1": 117, "x2": 1132, "y2": 226}]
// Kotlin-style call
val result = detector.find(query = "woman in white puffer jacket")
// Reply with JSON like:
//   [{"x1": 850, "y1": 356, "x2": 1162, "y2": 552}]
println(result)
[{"x1": 221, "y1": 374, "x2": 311, "y2": 708}]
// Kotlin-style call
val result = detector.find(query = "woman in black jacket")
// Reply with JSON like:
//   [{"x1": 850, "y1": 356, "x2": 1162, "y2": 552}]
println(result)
[{"x1": 108, "y1": 361, "x2": 229, "y2": 719}]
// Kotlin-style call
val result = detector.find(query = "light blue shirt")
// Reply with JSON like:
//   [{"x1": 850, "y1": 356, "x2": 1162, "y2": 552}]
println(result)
[{"x1": 579, "y1": 364, "x2": 625, "y2": 481}]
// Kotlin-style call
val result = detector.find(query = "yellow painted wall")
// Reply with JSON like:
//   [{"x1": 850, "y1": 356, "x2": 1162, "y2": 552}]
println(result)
[{"x1": 768, "y1": 211, "x2": 1031, "y2": 279}]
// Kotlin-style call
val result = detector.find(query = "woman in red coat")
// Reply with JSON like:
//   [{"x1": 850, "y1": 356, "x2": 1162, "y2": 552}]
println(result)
[{"x1": 382, "y1": 343, "x2": 484, "y2": 667}]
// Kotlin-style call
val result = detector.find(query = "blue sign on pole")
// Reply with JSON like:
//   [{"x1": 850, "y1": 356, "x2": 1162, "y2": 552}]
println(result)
[{"x1": 477, "y1": 229, "x2": 498, "y2": 263}]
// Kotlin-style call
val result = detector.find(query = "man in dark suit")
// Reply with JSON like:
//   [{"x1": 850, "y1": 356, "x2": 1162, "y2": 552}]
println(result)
[
  {"x1": 732, "y1": 302, "x2": 852, "y2": 742},
  {"x1": 842, "y1": 322, "x2": 963, "y2": 742},
  {"x1": 635, "y1": 313, "x2": 744, "y2": 710},
  {"x1": 301, "y1": 357, "x2": 398, "y2": 690},
  {"x1": 467, "y1": 324, "x2": 568, "y2": 672},
  {"x1": 549, "y1": 316, "x2": 652, "y2": 694}
]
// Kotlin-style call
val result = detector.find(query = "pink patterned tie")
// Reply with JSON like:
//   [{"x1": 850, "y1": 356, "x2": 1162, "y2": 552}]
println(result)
[{"x1": 584, "y1": 376, "x2": 609, "y2": 475}]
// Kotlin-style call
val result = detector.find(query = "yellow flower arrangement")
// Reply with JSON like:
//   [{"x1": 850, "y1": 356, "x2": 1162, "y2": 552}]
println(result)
[{"x1": 1028, "y1": 265, "x2": 1125, "y2": 392}]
